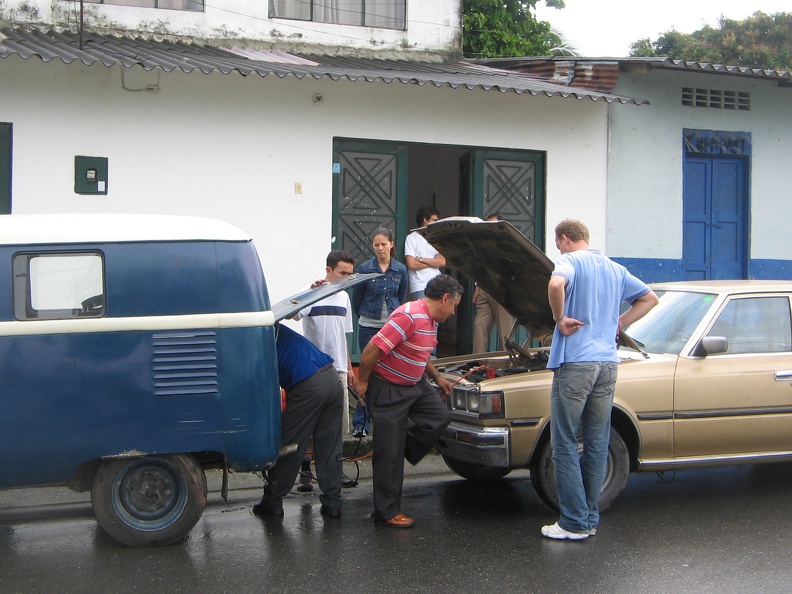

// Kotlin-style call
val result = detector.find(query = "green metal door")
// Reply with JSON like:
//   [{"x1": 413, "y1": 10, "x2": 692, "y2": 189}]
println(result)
[
  {"x1": 459, "y1": 149, "x2": 546, "y2": 351},
  {"x1": 333, "y1": 140, "x2": 408, "y2": 360},
  {"x1": 462, "y1": 149, "x2": 545, "y2": 238},
  {"x1": 0, "y1": 123, "x2": 11, "y2": 214}
]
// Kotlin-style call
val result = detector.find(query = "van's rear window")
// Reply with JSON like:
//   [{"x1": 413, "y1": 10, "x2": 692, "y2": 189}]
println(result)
[{"x1": 13, "y1": 252, "x2": 106, "y2": 320}]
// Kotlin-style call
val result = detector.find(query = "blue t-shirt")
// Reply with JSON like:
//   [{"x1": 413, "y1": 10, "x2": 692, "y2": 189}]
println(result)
[
  {"x1": 275, "y1": 324, "x2": 334, "y2": 390},
  {"x1": 547, "y1": 250, "x2": 650, "y2": 369}
]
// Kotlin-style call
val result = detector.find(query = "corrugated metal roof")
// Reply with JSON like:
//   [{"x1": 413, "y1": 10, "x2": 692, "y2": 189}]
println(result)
[
  {"x1": 0, "y1": 26, "x2": 647, "y2": 105},
  {"x1": 632, "y1": 57, "x2": 792, "y2": 83},
  {"x1": 476, "y1": 58, "x2": 620, "y2": 93},
  {"x1": 474, "y1": 57, "x2": 792, "y2": 93}
]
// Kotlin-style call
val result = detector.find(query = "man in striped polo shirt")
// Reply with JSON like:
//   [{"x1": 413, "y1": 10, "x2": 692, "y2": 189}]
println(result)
[{"x1": 353, "y1": 274, "x2": 462, "y2": 529}]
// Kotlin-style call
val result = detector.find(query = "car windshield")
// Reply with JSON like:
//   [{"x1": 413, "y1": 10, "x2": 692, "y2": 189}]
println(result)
[{"x1": 623, "y1": 290, "x2": 717, "y2": 355}]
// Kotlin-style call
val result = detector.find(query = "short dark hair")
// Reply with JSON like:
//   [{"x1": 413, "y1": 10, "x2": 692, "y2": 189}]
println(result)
[
  {"x1": 424, "y1": 274, "x2": 464, "y2": 300},
  {"x1": 327, "y1": 249, "x2": 355, "y2": 270},
  {"x1": 416, "y1": 205, "x2": 440, "y2": 227}
]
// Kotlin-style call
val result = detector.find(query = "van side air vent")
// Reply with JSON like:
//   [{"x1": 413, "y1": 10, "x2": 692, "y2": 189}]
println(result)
[{"x1": 152, "y1": 332, "x2": 219, "y2": 397}]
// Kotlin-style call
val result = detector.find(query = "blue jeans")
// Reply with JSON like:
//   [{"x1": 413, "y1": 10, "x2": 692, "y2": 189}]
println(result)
[
  {"x1": 550, "y1": 361, "x2": 618, "y2": 533},
  {"x1": 353, "y1": 326, "x2": 381, "y2": 432},
  {"x1": 352, "y1": 398, "x2": 371, "y2": 432}
]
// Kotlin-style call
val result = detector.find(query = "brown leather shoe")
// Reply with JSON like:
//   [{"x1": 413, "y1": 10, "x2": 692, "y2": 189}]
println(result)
[{"x1": 375, "y1": 514, "x2": 414, "y2": 529}]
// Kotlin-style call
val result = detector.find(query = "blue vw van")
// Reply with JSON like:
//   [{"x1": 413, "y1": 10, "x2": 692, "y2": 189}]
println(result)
[{"x1": 0, "y1": 213, "x2": 375, "y2": 547}]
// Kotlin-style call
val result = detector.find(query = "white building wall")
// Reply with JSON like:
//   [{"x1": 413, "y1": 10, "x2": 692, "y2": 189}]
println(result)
[
  {"x1": 608, "y1": 68, "x2": 792, "y2": 262},
  {"x1": 0, "y1": 0, "x2": 462, "y2": 57},
  {"x1": 0, "y1": 56, "x2": 609, "y2": 299}
]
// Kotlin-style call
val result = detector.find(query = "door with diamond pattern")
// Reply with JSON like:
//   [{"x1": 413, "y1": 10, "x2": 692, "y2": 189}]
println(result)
[
  {"x1": 459, "y1": 149, "x2": 545, "y2": 351},
  {"x1": 333, "y1": 140, "x2": 408, "y2": 359}
]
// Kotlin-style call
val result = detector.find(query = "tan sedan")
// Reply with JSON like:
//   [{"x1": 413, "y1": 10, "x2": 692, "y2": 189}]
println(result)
[{"x1": 419, "y1": 219, "x2": 792, "y2": 510}]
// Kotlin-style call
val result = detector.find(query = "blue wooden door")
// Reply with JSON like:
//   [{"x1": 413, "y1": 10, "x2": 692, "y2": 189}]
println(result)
[{"x1": 683, "y1": 155, "x2": 747, "y2": 280}]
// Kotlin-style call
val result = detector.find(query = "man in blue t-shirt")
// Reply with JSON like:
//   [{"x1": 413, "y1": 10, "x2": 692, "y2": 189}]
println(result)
[
  {"x1": 541, "y1": 219, "x2": 658, "y2": 541},
  {"x1": 252, "y1": 324, "x2": 343, "y2": 519}
]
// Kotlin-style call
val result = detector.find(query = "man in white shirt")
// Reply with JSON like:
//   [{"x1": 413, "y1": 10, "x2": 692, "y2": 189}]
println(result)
[
  {"x1": 294, "y1": 249, "x2": 356, "y2": 491},
  {"x1": 404, "y1": 206, "x2": 445, "y2": 300}
]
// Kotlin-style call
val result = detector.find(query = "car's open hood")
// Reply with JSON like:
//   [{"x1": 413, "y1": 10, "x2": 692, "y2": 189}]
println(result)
[
  {"x1": 271, "y1": 273, "x2": 382, "y2": 322},
  {"x1": 417, "y1": 217, "x2": 555, "y2": 340}
]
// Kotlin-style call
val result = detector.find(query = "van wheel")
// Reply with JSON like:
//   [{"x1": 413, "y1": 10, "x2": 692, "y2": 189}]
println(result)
[
  {"x1": 91, "y1": 454, "x2": 207, "y2": 547},
  {"x1": 442, "y1": 455, "x2": 512, "y2": 481},
  {"x1": 530, "y1": 428, "x2": 629, "y2": 512}
]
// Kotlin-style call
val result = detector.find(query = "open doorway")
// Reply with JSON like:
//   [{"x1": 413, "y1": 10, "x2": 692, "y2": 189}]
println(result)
[{"x1": 333, "y1": 138, "x2": 545, "y2": 359}]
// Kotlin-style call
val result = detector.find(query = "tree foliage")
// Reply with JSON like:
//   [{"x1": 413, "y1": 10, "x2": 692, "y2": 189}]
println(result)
[
  {"x1": 462, "y1": 0, "x2": 566, "y2": 59},
  {"x1": 629, "y1": 11, "x2": 792, "y2": 70}
]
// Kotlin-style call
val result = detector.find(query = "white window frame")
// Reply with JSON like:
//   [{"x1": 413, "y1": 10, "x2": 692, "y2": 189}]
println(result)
[{"x1": 269, "y1": 0, "x2": 406, "y2": 30}]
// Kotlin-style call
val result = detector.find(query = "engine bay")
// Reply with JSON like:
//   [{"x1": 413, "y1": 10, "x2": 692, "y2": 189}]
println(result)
[{"x1": 435, "y1": 340, "x2": 550, "y2": 384}]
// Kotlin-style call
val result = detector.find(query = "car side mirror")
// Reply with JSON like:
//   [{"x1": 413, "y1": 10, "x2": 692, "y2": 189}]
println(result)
[{"x1": 697, "y1": 336, "x2": 728, "y2": 356}]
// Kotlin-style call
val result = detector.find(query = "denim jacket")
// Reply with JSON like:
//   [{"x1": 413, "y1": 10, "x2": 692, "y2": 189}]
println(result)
[{"x1": 352, "y1": 257, "x2": 409, "y2": 320}]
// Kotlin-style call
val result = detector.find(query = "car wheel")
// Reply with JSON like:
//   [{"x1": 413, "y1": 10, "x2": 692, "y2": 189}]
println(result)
[
  {"x1": 530, "y1": 428, "x2": 629, "y2": 512},
  {"x1": 441, "y1": 455, "x2": 512, "y2": 481},
  {"x1": 91, "y1": 454, "x2": 207, "y2": 547}
]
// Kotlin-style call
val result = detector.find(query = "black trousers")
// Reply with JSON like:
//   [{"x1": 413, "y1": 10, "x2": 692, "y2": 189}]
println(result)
[
  {"x1": 262, "y1": 365, "x2": 343, "y2": 513},
  {"x1": 367, "y1": 374, "x2": 451, "y2": 521}
]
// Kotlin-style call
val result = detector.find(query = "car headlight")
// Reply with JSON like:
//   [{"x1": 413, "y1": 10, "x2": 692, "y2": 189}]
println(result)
[
  {"x1": 454, "y1": 392, "x2": 467, "y2": 409},
  {"x1": 450, "y1": 388, "x2": 503, "y2": 419},
  {"x1": 468, "y1": 393, "x2": 480, "y2": 411}
]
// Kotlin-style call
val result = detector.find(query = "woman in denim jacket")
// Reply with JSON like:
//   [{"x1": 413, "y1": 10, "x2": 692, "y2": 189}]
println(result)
[{"x1": 351, "y1": 227, "x2": 409, "y2": 436}]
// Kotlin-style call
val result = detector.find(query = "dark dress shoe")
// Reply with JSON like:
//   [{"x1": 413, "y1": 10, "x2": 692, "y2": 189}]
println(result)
[
  {"x1": 320, "y1": 505, "x2": 342, "y2": 519},
  {"x1": 375, "y1": 513, "x2": 413, "y2": 529},
  {"x1": 252, "y1": 502, "x2": 284, "y2": 517}
]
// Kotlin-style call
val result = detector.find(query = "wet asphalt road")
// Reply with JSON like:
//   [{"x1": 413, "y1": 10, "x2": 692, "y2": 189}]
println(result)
[{"x1": 1, "y1": 451, "x2": 791, "y2": 594}]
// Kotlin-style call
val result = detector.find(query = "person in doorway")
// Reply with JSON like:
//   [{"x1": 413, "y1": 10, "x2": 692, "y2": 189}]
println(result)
[
  {"x1": 295, "y1": 249, "x2": 356, "y2": 491},
  {"x1": 252, "y1": 324, "x2": 343, "y2": 519},
  {"x1": 351, "y1": 227, "x2": 409, "y2": 437},
  {"x1": 471, "y1": 214, "x2": 516, "y2": 353},
  {"x1": 541, "y1": 219, "x2": 658, "y2": 540},
  {"x1": 404, "y1": 206, "x2": 445, "y2": 300},
  {"x1": 353, "y1": 274, "x2": 460, "y2": 529}
]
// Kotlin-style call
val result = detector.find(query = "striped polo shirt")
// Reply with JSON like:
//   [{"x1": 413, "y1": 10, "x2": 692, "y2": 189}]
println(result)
[{"x1": 370, "y1": 299, "x2": 438, "y2": 385}]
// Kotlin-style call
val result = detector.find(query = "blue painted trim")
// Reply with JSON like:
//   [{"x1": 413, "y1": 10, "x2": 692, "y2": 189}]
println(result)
[
  {"x1": 749, "y1": 259, "x2": 792, "y2": 280},
  {"x1": 613, "y1": 258, "x2": 792, "y2": 282},
  {"x1": 611, "y1": 258, "x2": 684, "y2": 283}
]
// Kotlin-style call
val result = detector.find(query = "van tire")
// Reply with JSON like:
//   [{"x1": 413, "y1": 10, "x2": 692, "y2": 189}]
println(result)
[
  {"x1": 530, "y1": 427, "x2": 629, "y2": 513},
  {"x1": 91, "y1": 454, "x2": 207, "y2": 547}
]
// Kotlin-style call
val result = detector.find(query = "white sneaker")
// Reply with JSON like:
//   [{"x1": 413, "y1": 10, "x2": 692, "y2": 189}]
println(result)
[{"x1": 541, "y1": 522, "x2": 589, "y2": 540}]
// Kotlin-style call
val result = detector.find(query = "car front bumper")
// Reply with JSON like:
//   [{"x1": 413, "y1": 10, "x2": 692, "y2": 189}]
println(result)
[{"x1": 436, "y1": 422, "x2": 510, "y2": 468}]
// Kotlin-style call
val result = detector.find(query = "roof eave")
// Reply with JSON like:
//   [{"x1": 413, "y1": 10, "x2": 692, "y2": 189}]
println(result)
[{"x1": 0, "y1": 25, "x2": 648, "y2": 105}]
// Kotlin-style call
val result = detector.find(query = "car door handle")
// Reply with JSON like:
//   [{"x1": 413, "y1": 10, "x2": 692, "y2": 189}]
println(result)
[{"x1": 775, "y1": 370, "x2": 792, "y2": 382}]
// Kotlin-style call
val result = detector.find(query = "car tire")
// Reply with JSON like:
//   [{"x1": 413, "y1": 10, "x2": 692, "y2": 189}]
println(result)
[
  {"x1": 530, "y1": 427, "x2": 629, "y2": 512},
  {"x1": 91, "y1": 454, "x2": 207, "y2": 547},
  {"x1": 441, "y1": 455, "x2": 512, "y2": 481}
]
